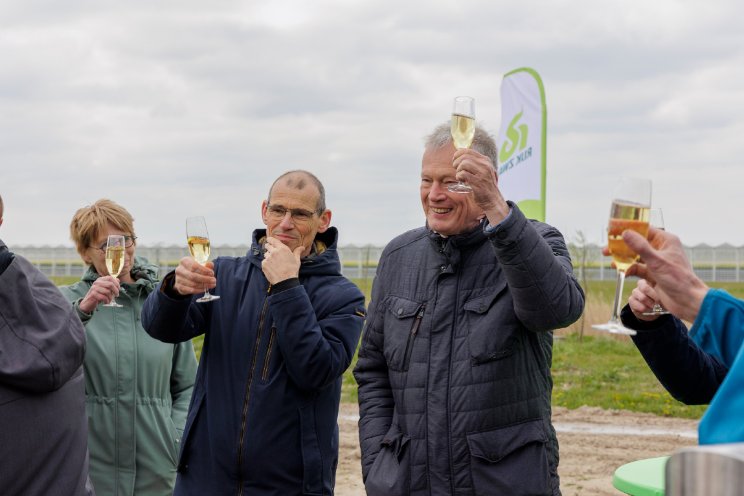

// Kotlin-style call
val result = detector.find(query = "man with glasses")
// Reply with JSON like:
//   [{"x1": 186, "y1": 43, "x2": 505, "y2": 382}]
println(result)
[{"x1": 142, "y1": 170, "x2": 366, "y2": 496}]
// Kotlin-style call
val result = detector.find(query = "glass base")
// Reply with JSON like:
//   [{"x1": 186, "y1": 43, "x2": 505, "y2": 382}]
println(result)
[
  {"x1": 642, "y1": 305, "x2": 671, "y2": 316},
  {"x1": 592, "y1": 322, "x2": 637, "y2": 336},
  {"x1": 196, "y1": 293, "x2": 220, "y2": 303},
  {"x1": 447, "y1": 182, "x2": 472, "y2": 193},
  {"x1": 103, "y1": 301, "x2": 123, "y2": 308}
]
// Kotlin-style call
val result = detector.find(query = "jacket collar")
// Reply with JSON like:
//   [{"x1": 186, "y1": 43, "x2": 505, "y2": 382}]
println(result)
[
  {"x1": 248, "y1": 227, "x2": 341, "y2": 276},
  {"x1": 82, "y1": 255, "x2": 159, "y2": 293},
  {"x1": 427, "y1": 220, "x2": 487, "y2": 251}
]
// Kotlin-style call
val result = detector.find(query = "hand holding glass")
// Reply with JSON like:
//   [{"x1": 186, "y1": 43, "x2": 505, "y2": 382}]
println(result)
[
  {"x1": 186, "y1": 216, "x2": 220, "y2": 303},
  {"x1": 592, "y1": 177, "x2": 652, "y2": 335},
  {"x1": 641, "y1": 208, "x2": 671, "y2": 316},
  {"x1": 103, "y1": 234, "x2": 125, "y2": 308},
  {"x1": 448, "y1": 96, "x2": 475, "y2": 193}
]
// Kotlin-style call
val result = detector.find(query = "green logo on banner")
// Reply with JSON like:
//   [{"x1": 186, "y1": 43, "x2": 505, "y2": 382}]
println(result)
[{"x1": 499, "y1": 110, "x2": 528, "y2": 163}]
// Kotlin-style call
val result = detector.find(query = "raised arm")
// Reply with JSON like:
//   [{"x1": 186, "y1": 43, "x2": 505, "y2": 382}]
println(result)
[
  {"x1": 487, "y1": 205, "x2": 585, "y2": 331},
  {"x1": 622, "y1": 305, "x2": 727, "y2": 405}
]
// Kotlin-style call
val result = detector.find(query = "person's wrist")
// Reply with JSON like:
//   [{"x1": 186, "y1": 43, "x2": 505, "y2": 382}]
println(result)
[
  {"x1": 682, "y1": 281, "x2": 709, "y2": 322},
  {"x1": 268, "y1": 277, "x2": 300, "y2": 294}
]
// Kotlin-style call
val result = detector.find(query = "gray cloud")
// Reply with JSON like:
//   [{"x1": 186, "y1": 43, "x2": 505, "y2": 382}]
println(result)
[{"x1": 2, "y1": 0, "x2": 744, "y2": 248}]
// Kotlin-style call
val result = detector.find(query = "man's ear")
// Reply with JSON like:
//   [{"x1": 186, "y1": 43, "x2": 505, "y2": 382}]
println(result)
[
  {"x1": 316, "y1": 209, "x2": 332, "y2": 233},
  {"x1": 260, "y1": 200, "x2": 269, "y2": 226}
]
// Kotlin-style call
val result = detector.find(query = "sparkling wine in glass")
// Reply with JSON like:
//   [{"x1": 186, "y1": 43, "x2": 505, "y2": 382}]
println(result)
[
  {"x1": 186, "y1": 216, "x2": 220, "y2": 303},
  {"x1": 104, "y1": 234, "x2": 125, "y2": 308},
  {"x1": 448, "y1": 96, "x2": 475, "y2": 193},
  {"x1": 592, "y1": 177, "x2": 652, "y2": 335},
  {"x1": 642, "y1": 208, "x2": 671, "y2": 316}
]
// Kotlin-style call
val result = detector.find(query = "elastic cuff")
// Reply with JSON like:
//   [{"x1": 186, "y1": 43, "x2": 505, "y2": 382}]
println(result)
[
  {"x1": 160, "y1": 271, "x2": 191, "y2": 300},
  {"x1": 269, "y1": 277, "x2": 300, "y2": 294}
]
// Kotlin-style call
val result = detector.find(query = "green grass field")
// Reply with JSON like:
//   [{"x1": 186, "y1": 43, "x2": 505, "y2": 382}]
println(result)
[{"x1": 52, "y1": 275, "x2": 739, "y2": 418}]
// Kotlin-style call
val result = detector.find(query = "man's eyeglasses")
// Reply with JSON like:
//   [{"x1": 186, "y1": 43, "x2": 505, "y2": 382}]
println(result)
[
  {"x1": 91, "y1": 235, "x2": 137, "y2": 252},
  {"x1": 265, "y1": 204, "x2": 320, "y2": 224}
]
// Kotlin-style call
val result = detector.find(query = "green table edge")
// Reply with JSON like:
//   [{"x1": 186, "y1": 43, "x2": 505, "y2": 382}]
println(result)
[{"x1": 612, "y1": 456, "x2": 669, "y2": 496}]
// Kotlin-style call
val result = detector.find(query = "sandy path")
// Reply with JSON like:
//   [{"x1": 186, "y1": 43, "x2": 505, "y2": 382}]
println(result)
[{"x1": 335, "y1": 403, "x2": 698, "y2": 495}]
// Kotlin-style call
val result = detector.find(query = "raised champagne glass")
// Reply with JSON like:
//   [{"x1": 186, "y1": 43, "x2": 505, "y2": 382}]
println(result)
[
  {"x1": 592, "y1": 177, "x2": 652, "y2": 335},
  {"x1": 448, "y1": 95, "x2": 475, "y2": 193},
  {"x1": 186, "y1": 216, "x2": 220, "y2": 303},
  {"x1": 104, "y1": 234, "x2": 125, "y2": 308},
  {"x1": 642, "y1": 208, "x2": 671, "y2": 316}
]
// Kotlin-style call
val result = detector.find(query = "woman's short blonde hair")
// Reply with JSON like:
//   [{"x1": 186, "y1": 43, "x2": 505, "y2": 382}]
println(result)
[{"x1": 70, "y1": 199, "x2": 135, "y2": 257}]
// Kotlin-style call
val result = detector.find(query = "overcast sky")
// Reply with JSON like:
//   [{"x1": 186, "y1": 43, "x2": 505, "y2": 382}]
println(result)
[{"x1": 2, "y1": 0, "x2": 743, "y2": 249}]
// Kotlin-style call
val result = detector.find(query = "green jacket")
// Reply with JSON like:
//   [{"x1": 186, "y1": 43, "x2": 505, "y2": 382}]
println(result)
[{"x1": 60, "y1": 256, "x2": 197, "y2": 496}]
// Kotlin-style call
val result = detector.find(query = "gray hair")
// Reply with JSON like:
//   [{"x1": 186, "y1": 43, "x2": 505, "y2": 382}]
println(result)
[
  {"x1": 425, "y1": 122, "x2": 498, "y2": 169},
  {"x1": 267, "y1": 170, "x2": 327, "y2": 213}
]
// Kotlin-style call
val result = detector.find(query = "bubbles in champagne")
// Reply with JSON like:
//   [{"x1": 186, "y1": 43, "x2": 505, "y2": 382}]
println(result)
[
  {"x1": 188, "y1": 236, "x2": 211, "y2": 265},
  {"x1": 607, "y1": 201, "x2": 650, "y2": 272},
  {"x1": 451, "y1": 114, "x2": 475, "y2": 149},
  {"x1": 105, "y1": 246, "x2": 125, "y2": 277}
]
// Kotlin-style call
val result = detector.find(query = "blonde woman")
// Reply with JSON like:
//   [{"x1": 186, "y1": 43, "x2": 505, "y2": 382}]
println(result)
[{"x1": 61, "y1": 199, "x2": 197, "y2": 496}]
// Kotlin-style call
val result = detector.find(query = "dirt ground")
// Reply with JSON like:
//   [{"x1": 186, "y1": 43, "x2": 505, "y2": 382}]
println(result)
[{"x1": 335, "y1": 403, "x2": 699, "y2": 495}]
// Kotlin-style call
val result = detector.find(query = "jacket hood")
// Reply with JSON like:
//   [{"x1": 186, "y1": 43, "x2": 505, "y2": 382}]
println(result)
[
  {"x1": 82, "y1": 255, "x2": 159, "y2": 292},
  {"x1": 247, "y1": 226, "x2": 342, "y2": 276}
]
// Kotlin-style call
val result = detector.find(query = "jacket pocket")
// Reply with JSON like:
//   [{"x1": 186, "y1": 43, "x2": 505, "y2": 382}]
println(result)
[
  {"x1": 261, "y1": 325, "x2": 277, "y2": 382},
  {"x1": 383, "y1": 296, "x2": 425, "y2": 372},
  {"x1": 464, "y1": 281, "x2": 519, "y2": 364},
  {"x1": 466, "y1": 419, "x2": 551, "y2": 496},
  {"x1": 365, "y1": 423, "x2": 411, "y2": 496}
]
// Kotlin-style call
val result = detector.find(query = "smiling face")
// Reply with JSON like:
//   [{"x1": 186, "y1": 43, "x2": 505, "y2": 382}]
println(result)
[
  {"x1": 420, "y1": 143, "x2": 483, "y2": 236},
  {"x1": 261, "y1": 174, "x2": 331, "y2": 257}
]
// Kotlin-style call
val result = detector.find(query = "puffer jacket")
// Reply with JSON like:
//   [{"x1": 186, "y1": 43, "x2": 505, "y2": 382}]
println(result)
[
  {"x1": 141, "y1": 227, "x2": 366, "y2": 496},
  {"x1": 60, "y1": 256, "x2": 197, "y2": 496},
  {"x1": 0, "y1": 240, "x2": 94, "y2": 496},
  {"x1": 354, "y1": 205, "x2": 585, "y2": 496}
]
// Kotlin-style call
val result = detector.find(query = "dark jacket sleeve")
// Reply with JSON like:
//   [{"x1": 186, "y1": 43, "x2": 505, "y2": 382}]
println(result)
[
  {"x1": 353, "y1": 254, "x2": 395, "y2": 481},
  {"x1": 269, "y1": 280, "x2": 365, "y2": 391},
  {"x1": 487, "y1": 204, "x2": 585, "y2": 331},
  {"x1": 0, "y1": 252, "x2": 86, "y2": 393},
  {"x1": 622, "y1": 304, "x2": 727, "y2": 405},
  {"x1": 141, "y1": 271, "x2": 210, "y2": 344}
]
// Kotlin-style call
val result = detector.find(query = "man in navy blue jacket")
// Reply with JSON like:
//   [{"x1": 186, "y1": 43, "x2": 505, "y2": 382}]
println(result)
[{"x1": 141, "y1": 171, "x2": 366, "y2": 495}]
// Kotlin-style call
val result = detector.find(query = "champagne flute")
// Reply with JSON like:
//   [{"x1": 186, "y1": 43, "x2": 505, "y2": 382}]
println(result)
[
  {"x1": 103, "y1": 234, "x2": 125, "y2": 308},
  {"x1": 642, "y1": 208, "x2": 671, "y2": 316},
  {"x1": 592, "y1": 177, "x2": 652, "y2": 335},
  {"x1": 448, "y1": 96, "x2": 476, "y2": 193},
  {"x1": 186, "y1": 216, "x2": 220, "y2": 303}
]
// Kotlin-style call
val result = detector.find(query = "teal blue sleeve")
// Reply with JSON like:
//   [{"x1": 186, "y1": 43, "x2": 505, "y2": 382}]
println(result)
[{"x1": 690, "y1": 289, "x2": 744, "y2": 368}]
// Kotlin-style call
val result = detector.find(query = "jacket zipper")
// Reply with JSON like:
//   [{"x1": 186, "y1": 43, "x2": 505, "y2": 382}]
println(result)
[
  {"x1": 236, "y1": 295, "x2": 270, "y2": 495},
  {"x1": 261, "y1": 325, "x2": 277, "y2": 381},
  {"x1": 403, "y1": 303, "x2": 426, "y2": 371}
]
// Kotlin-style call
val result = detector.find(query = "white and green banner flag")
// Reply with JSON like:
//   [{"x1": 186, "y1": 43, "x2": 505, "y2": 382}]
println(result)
[{"x1": 496, "y1": 67, "x2": 547, "y2": 222}]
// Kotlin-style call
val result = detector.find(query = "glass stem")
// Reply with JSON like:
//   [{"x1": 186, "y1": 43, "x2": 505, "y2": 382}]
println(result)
[{"x1": 610, "y1": 269, "x2": 626, "y2": 323}]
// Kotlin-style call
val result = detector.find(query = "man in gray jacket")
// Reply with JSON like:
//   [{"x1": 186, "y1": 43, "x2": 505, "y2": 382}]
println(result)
[
  {"x1": 354, "y1": 125, "x2": 585, "y2": 495},
  {"x1": 0, "y1": 194, "x2": 94, "y2": 495}
]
